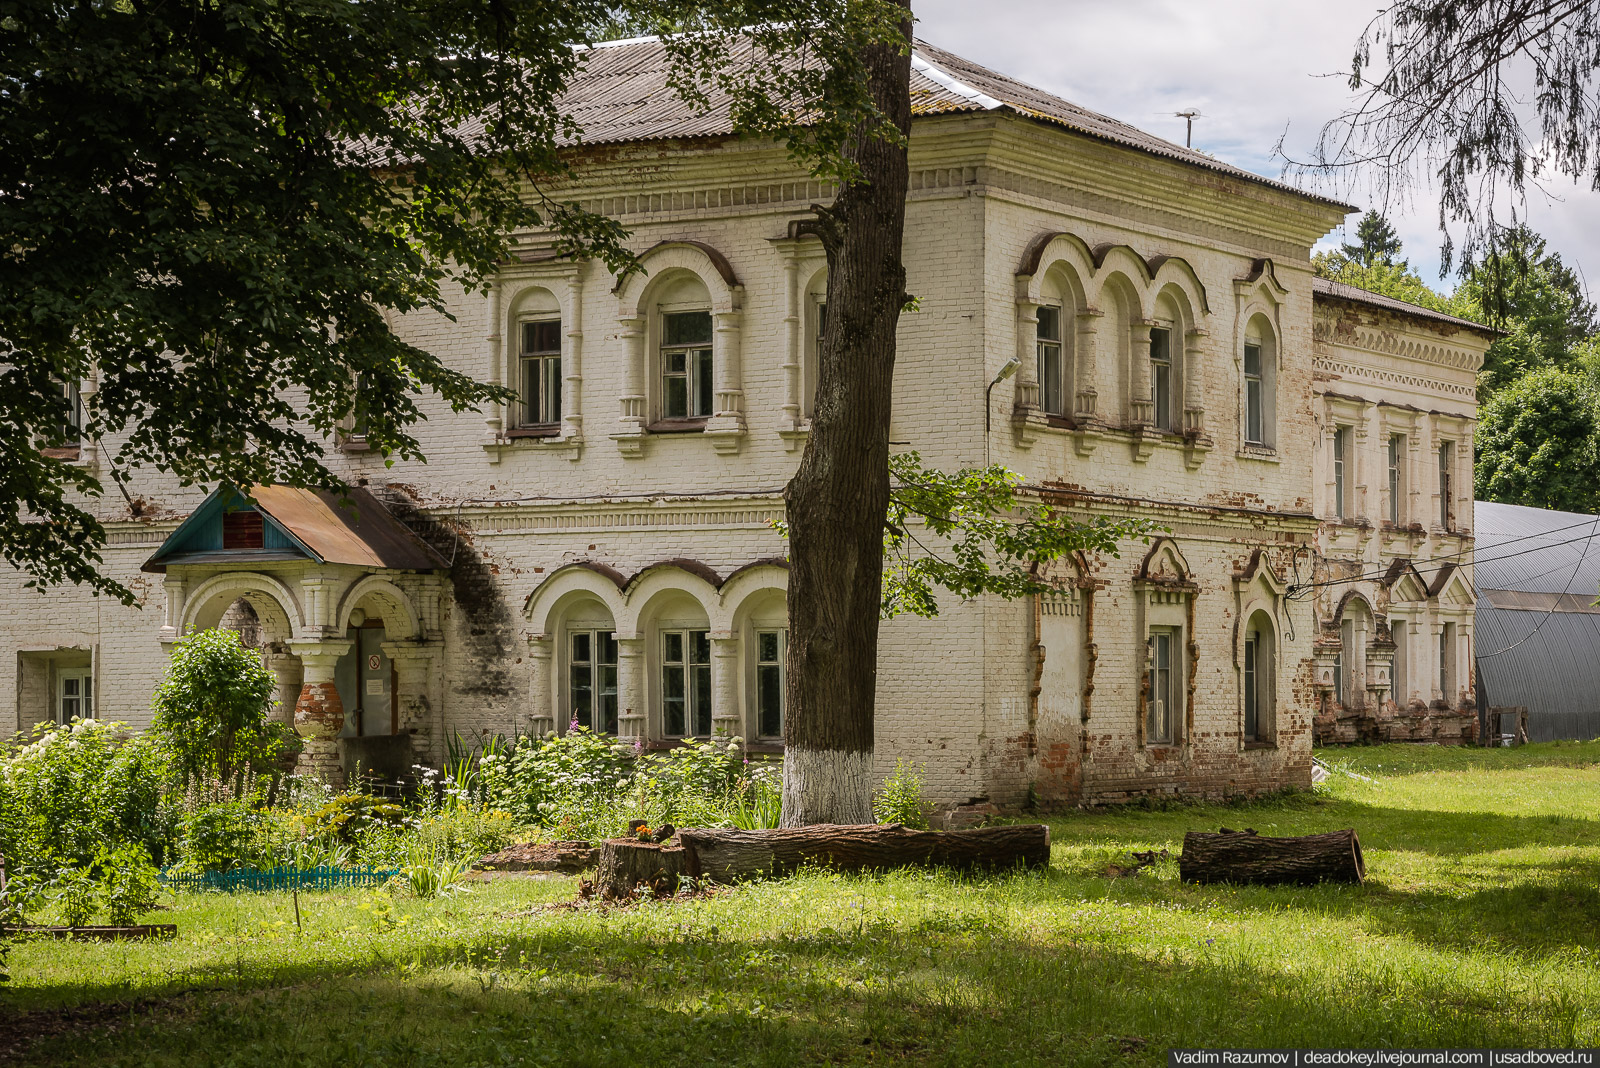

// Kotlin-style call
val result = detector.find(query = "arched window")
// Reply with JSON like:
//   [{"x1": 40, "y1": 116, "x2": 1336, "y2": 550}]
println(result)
[
  {"x1": 1242, "y1": 313, "x2": 1277, "y2": 449},
  {"x1": 1243, "y1": 610, "x2": 1276, "y2": 743},
  {"x1": 1149, "y1": 292, "x2": 1186, "y2": 433},
  {"x1": 509, "y1": 285, "x2": 563, "y2": 431},
  {"x1": 557, "y1": 598, "x2": 618, "y2": 734},
  {"x1": 645, "y1": 272, "x2": 716, "y2": 426}
]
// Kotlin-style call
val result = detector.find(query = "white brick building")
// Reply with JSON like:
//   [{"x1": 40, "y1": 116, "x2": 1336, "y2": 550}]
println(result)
[{"x1": 1, "y1": 39, "x2": 1488, "y2": 803}]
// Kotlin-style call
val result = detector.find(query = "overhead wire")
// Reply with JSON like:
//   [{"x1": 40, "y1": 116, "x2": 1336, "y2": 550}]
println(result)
[{"x1": 1476, "y1": 515, "x2": 1600, "y2": 660}]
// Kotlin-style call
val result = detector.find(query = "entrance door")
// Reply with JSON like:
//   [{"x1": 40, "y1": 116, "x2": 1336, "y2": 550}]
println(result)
[{"x1": 355, "y1": 626, "x2": 395, "y2": 736}]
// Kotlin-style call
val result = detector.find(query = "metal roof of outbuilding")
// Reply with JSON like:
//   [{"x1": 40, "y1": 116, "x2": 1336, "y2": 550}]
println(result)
[
  {"x1": 1473, "y1": 500, "x2": 1600, "y2": 740},
  {"x1": 535, "y1": 35, "x2": 1354, "y2": 211}
]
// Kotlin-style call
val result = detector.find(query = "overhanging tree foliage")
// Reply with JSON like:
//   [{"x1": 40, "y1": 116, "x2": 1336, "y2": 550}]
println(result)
[
  {"x1": 1476, "y1": 367, "x2": 1600, "y2": 514},
  {"x1": 1, "y1": 0, "x2": 631, "y2": 603},
  {"x1": 1302, "y1": 0, "x2": 1600, "y2": 274}
]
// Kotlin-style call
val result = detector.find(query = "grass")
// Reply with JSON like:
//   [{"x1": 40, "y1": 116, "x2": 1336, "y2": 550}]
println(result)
[{"x1": 6, "y1": 740, "x2": 1600, "y2": 1065}]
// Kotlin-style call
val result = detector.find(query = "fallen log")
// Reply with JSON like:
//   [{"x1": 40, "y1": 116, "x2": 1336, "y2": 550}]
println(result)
[
  {"x1": 1178, "y1": 827, "x2": 1364, "y2": 886},
  {"x1": 676, "y1": 823, "x2": 1050, "y2": 883},
  {"x1": 594, "y1": 839, "x2": 689, "y2": 899}
]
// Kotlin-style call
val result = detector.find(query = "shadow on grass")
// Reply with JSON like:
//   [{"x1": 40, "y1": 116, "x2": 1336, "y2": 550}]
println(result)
[{"x1": 17, "y1": 885, "x2": 1585, "y2": 1068}]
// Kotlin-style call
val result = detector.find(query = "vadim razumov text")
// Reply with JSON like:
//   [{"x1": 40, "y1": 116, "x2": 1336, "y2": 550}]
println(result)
[{"x1": 1170, "y1": 1052, "x2": 1598, "y2": 1067}]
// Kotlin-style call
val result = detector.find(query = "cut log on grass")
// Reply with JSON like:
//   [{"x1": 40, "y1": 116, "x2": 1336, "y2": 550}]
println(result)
[
  {"x1": 594, "y1": 840, "x2": 689, "y2": 899},
  {"x1": 1178, "y1": 828, "x2": 1365, "y2": 886},
  {"x1": 676, "y1": 823, "x2": 1050, "y2": 883}
]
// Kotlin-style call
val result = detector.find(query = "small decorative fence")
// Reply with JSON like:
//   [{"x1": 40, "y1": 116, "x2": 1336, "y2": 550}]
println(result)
[{"x1": 160, "y1": 866, "x2": 401, "y2": 893}]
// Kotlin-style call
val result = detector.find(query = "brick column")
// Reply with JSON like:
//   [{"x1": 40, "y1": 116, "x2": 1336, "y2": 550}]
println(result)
[
  {"x1": 527, "y1": 635, "x2": 555, "y2": 737},
  {"x1": 1074, "y1": 309, "x2": 1102, "y2": 421},
  {"x1": 710, "y1": 636, "x2": 742, "y2": 740},
  {"x1": 1129, "y1": 320, "x2": 1154, "y2": 426},
  {"x1": 383, "y1": 641, "x2": 439, "y2": 753},
  {"x1": 1183, "y1": 328, "x2": 1207, "y2": 433},
  {"x1": 290, "y1": 641, "x2": 351, "y2": 787},
  {"x1": 616, "y1": 636, "x2": 647, "y2": 740}
]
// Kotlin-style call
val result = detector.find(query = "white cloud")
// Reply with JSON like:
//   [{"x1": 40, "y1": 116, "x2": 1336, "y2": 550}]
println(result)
[{"x1": 914, "y1": 0, "x2": 1599, "y2": 296}]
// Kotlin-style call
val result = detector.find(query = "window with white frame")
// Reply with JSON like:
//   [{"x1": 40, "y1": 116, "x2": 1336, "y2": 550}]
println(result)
[
  {"x1": 661, "y1": 310, "x2": 714, "y2": 420},
  {"x1": 756, "y1": 630, "x2": 785, "y2": 738},
  {"x1": 1149, "y1": 326, "x2": 1174, "y2": 431},
  {"x1": 1243, "y1": 612, "x2": 1273, "y2": 743},
  {"x1": 1146, "y1": 627, "x2": 1180, "y2": 744},
  {"x1": 517, "y1": 319, "x2": 562, "y2": 428},
  {"x1": 1388, "y1": 434, "x2": 1405, "y2": 525},
  {"x1": 1243, "y1": 340, "x2": 1264, "y2": 445},
  {"x1": 1333, "y1": 427, "x2": 1350, "y2": 518},
  {"x1": 1438, "y1": 441, "x2": 1453, "y2": 529},
  {"x1": 1037, "y1": 305, "x2": 1066, "y2": 417},
  {"x1": 662, "y1": 629, "x2": 712, "y2": 736},
  {"x1": 806, "y1": 299, "x2": 826, "y2": 419},
  {"x1": 57, "y1": 669, "x2": 92, "y2": 724},
  {"x1": 569, "y1": 629, "x2": 617, "y2": 734}
]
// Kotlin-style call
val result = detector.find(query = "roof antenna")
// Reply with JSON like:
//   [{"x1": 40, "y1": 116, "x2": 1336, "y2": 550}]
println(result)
[{"x1": 1175, "y1": 109, "x2": 1200, "y2": 148}]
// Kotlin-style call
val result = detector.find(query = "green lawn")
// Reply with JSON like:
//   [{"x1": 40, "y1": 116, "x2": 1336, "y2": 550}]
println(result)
[{"x1": 7, "y1": 741, "x2": 1600, "y2": 1066}]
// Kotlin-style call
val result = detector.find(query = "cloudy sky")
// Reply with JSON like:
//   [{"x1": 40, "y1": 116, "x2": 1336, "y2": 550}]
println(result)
[{"x1": 913, "y1": 0, "x2": 1600, "y2": 292}]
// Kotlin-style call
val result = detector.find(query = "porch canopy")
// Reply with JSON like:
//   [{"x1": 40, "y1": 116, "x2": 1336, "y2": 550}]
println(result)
[{"x1": 144, "y1": 485, "x2": 450, "y2": 784}]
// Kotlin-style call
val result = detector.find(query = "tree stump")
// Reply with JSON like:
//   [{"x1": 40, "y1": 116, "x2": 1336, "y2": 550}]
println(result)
[
  {"x1": 1178, "y1": 827, "x2": 1365, "y2": 886},
  {"x1": 677, "y1": 823, "x2": 1050, "y2": 883},
  {"x1": 594, "y1": 839, "x2": 689, "y2": 899}
]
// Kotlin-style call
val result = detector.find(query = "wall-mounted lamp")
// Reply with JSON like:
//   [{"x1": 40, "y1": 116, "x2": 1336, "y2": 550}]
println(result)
[{"x1": 986, "y1": 356, "x2": 1021, "y2": 434}]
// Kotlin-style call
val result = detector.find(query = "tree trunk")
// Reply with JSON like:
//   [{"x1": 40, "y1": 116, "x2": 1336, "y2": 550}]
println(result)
[
  {"x1": 1178, "y1": 828, "x2": 1365, "y2": 886},
  {"x1": 677, "y1": 823, "x2": 1050, "y2": 882},
  {"x1": 781, "y1": 5, "x2": 914, "y2": 827},
  {"x1": 594, "y1": 839, "x2": 688, "y2": 899}
]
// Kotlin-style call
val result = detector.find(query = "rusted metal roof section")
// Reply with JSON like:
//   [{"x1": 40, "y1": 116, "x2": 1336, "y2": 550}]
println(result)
[
  {"x1": 1474, "y1": 500, "x2": 1600, "y2": 741},
  {"x1": 248, "y1": 486, "x2": 448, "y2": 570},
  {"x1": 1313, "y1": 277, "x2": 1499, "y2": 336},
  {"x1": 542, "y1": 35, "x2": 1354, "y2": 210}
]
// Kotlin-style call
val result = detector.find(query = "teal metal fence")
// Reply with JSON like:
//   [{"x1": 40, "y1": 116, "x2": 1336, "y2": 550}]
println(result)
[{"x1": 160, "y1": 866, "x2": 400, "y2": 893}]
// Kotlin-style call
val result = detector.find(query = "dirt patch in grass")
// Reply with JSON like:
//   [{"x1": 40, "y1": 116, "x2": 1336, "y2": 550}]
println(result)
[{"x1": 0, "y1": 994, "x2": 193, "y2": 1066}]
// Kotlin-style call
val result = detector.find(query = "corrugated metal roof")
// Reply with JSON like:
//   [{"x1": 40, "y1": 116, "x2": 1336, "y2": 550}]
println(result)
[
  {"x1": 1312, "y1": 277, "x2": 1498, "y2": 335},
  {"x1": 545, "y1": 35, "x2": 1353, "y2": 210},
  {"x1": 1474, "y1": 500, "x2": 1600, "y2": 740}
]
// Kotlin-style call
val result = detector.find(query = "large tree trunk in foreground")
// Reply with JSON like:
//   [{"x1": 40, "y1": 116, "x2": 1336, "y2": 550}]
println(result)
[
  {"x1": 594, "y1": 840, "x2": 688, "y2": 899},
  {"x1": 678, "y1": 824, "x2": 1050, "y2": 882},
  {"x1": 781, "y1": 6, "x2": 914, "y2": 827},
  {"x1": 1178, "y1": 828, "x2": 1365, "y2": 886}
]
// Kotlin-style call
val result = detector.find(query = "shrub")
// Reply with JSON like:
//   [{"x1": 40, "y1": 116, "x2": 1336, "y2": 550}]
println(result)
[
  {"x1": 99, "y1": 842, "x2": 161, "y2": 926},
  {"x1": 177, "y1": 801, "x2": 263, "y2": 872},
  {"x1": 482, "y1": 728, "x2": 635, "y2": 840},
  {"x1": 0, "y1": 720, "x2": 178, "y2": 870},
  {"x1": 56, "y1": 864, "x2": 100, "y2": 927},
  {"x1": 873, "y1": 759, "x2": 928, "y2": 829},
  {"x1": 304, "y1": 793, "x2": 405, "y2": 846},
  {"x1": 151, "y1": 628, "x2": 294, "y2": 785}
]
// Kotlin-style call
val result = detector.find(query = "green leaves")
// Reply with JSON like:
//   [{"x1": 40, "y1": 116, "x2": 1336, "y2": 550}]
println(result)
[
  {"x1": 150, "y1": 629, "x2": 284, "y2": 785},
  {"x1": 879, "y1": 452, "x2": 1156, "y2": 619},
  {"x1": 1475, "y1": 367, "x2": 1600, "y2": 514},
  {"x1": 0, "y1": 0, "x2": 634, "y2": 600}
]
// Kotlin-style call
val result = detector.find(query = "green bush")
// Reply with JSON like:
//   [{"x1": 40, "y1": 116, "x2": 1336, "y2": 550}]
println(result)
[
  {"x1": 151, "y1": 628, "x2": 295, "y2": 785},
  {"x1": 177, "y1": 801, "x2": 263, "y2": 872},
  {"x1": 304, "y1": 793, "x2": 405, "y2": 846},
  {"x1": 873, "y1": 759, "x2": 928, "y2": 829},
  {"x1": 99, "y1": 842, "x2": 161, "y2": 926},
  {"x1": 0, "y1": 720, "x2": 178, "y2": 871}
]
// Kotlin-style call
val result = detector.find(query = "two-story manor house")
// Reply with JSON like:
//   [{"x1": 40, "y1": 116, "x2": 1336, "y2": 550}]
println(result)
[{"x1": 1, "y1": 38, "x2": 1483, "y2": 803}]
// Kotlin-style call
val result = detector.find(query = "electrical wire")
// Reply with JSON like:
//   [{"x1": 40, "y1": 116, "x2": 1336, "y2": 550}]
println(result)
[{"x1": 1476, "y1": 515, "x2": 1600, "y2": 660}]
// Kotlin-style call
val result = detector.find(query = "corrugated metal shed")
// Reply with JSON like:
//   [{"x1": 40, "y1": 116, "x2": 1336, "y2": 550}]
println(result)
[
  {"x1": 1474, "y1": 500, "x2": 1600, "y2": 740},
  {"x1": 535, "y1": 35, "x2": 1353, "y2": 210}
]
